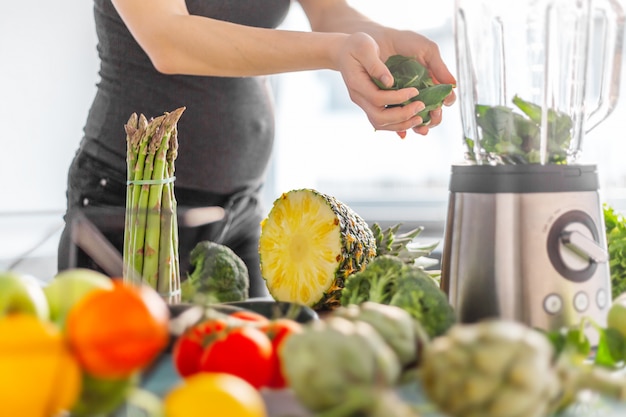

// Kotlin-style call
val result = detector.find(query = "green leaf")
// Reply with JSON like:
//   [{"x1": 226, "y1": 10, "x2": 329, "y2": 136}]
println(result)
[
  {"x1": 384, "y1": 55, "x2": 429, "y2": 90},
  {"x1": 541, "y1": 327, "x2": 591, "y2": 359},
  {"x1": 594, "y1": 327, "x2": 625, "y2": 368},
  {"x1": 564, "y1": 328, "x2": 592, "y2": 358},
  {"x1": 472, "y1": 96, "x2": 573, "y2": 164}
]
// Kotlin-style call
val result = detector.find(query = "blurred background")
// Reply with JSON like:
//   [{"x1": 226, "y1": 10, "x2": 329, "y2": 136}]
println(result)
[{"x1": 2, "y1": 0, "x2": 625, "y2": 280}]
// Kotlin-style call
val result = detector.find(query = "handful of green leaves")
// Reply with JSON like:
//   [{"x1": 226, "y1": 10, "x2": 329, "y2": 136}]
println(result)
[
  {"x1": 467, "y1": 96, "x2": 573, "y2": 164},
  {"x1": 373, "y1": 55, "x2": 453, "y2": 125}
]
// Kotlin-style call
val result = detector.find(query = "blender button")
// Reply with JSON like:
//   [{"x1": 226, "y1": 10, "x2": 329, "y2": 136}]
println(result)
[
  {"x1": 574, "y1": 291, "x2": 589, "y2": 312},
  {"x1": 596, "y1": 289, "x2": 608, "y2": 309},
  {"x1": 543, "y1": 294, "x2": 563, "y2": 315}
]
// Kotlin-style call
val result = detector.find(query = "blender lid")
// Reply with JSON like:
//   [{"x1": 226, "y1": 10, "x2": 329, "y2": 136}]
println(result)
[{"x1": 449, "y1": 164, "x2": 599, "y2": 194}]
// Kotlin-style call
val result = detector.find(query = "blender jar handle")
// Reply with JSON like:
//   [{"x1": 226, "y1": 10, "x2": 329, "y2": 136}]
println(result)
[{"x1": 585, "y1": 0, "x2": 625, "y2": 133}]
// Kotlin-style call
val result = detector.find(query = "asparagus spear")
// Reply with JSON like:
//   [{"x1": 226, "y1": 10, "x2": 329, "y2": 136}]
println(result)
[
  {"x1": 123, "y1": 114, "x2": 149, "y2": 282},
  {"x1": 144, "y1": 108, "x2": 184, "y2": 289},
  {"x1": 157, "y1": 116, "x2": 182, "y2": 302},
  {"x1": 132, "y1": 115, "x2": 170, "y2": 276},
  {"x1": 123, "y1": 113, "x2": 139, "y2": 279},
  {"x1": 141, "y1": 120, "x2": 169, "y2": 287}
]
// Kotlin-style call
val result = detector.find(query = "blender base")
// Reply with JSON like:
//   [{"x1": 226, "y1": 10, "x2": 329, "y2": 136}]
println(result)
[{"x1": 440, "y1": 164, "x2": 611, "y2": 338}]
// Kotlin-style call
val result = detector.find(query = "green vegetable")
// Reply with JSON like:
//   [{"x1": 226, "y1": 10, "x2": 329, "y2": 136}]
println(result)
[
  {"x1": 373, "y1": 55, "x2": 454, "y2": 125},
  {"x1": 340, "y1": 255, "x2": 455, "y2": 337},
  {"x1": 181, "y1": 241, "x2": 250, "y2": 303},
  {"x1": 415, "y1": 84, "x2": 454, "y2": 124},
  {"x1": 468, "y1": 95, "x2": 572, "y2": 164},
  {"x1": 123, "y1": 108, "x2": 184, "y2": 302},
  {"x1": 280, "y1": 316, "x2": 418, "y2": 417},
  {"x1": 331, "y1": 302, "x2": 428, "y2": 368},
  {"x1": 422, "y1": 319, "x2": 626, "y2": 417},
  {"x1": 604, "y1": 204, "x2": 626, "y2": 300},
  {"x1": 71, "y1": 373, "x2": 138, "y2": 417},
  {"x1": 420, "y1": 320, "x2": 562, "y2": 417},
  {"x1": 373, "y1": 55, "x2": 432, "y2": 90}
]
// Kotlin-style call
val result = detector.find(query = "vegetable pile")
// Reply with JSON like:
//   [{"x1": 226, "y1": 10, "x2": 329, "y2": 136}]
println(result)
[
  {"x1": 466, "y1": 96, "x2": 573, "y2": 164},
  {"x1": 274, "y1": 300, "x2": 626, "y2": 417},
  {"x1": 123, "y1": 107, "x2": 185, "y2": 303}
]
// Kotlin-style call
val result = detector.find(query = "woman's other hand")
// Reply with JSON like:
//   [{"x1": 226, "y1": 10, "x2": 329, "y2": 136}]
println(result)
[{"x1": 336, "y1": 30, "x2": 456, "y2": 137}]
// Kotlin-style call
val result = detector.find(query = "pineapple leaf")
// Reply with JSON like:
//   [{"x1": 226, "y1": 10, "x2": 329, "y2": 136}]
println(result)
[{"x1": 373, "y1": 222, "x2": 425, "y2": 257}]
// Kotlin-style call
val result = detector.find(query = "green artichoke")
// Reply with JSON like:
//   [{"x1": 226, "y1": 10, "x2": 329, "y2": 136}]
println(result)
[
  {"x1": 331, "y1": 302, "x2": 427, "y2": 368},
  {"x1": 280, "y1": 316, "x2": 401, "y2": 414},
  {"x1": 419, "y1": 320, "x2": 562, "y2": 417}
]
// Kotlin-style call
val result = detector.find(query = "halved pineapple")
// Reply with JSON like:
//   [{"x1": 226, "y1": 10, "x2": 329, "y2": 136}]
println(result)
[{"x1": 259, "y1": 189, "x2": 376, "y2": 310}]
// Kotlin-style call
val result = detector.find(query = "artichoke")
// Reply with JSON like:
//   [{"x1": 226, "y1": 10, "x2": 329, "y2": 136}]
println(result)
[
  {"x1": 280, "y1": 316, "x2": 401, "y2": 414},
  {"x1": 331, "y1": 302, "x2": 427, "y2": 368},
  {"x1": 419, "y1": 320, "x2": 562, "y2": 417}
]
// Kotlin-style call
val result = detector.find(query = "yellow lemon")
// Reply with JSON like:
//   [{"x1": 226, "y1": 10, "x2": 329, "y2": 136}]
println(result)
[
  {"x1": 0, "y1": 314, "x2": 82, "y2": 417},
  {"x1": 164, "y1": 372, "x2": 267, "y2": 417}
]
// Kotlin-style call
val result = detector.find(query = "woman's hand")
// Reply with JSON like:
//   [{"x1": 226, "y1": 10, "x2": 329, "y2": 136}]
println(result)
[
  {"x1": 334, "y1": 28, "x2": 456, "y2": 137},
  {"x1": 306, "y1": 0, "x2": 456, "y2": 136}
]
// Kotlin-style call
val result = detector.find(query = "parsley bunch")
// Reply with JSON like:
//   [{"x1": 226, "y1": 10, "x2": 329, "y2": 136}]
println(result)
[{"x1": 604, "y1": 203, "x2": 626, "y2": 300}]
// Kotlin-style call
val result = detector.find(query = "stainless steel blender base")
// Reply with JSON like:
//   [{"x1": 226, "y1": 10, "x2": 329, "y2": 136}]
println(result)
[{"x1": 441, "y1": 165, "x2": 611, "y2": 333}]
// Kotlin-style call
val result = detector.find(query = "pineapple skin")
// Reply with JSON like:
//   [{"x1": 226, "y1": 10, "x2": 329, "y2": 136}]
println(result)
[{"x1": 259, "y1": 189, "x2": 376, "y2": 310}]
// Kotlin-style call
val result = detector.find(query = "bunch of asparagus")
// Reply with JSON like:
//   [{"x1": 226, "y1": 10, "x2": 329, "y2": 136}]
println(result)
[{"x1": 123, "y1": 107, "x2": 185, "y2": 303}]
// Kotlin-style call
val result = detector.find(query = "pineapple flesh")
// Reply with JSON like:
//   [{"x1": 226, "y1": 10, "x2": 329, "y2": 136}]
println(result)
[{"x1": 259, "y1": 189, "x2": 376, "y2": 310}]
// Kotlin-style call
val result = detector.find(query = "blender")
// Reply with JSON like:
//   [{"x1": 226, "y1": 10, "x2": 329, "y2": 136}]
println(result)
[{"x1": 441, "y1": 0, "x2": 625, "y2": 333}]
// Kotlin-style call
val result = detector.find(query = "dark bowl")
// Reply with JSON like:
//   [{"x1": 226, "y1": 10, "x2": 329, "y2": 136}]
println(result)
[
  {"x1": 221, "y1": 299, "x2": 319, "y2": 323},
  {"x1": 167, "y1": 299, "x2": 318, "y2": 324},
  {"x1": 164, "y1": 299, "x2": 318, "y2": 353}
]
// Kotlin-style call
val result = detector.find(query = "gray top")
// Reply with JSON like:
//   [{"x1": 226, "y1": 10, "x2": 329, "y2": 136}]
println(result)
[
  {"x1": 83, "y1": 0, "x2": 291, "y2": 193},
  {"x1": 448, "y1": 164, "x2": 599, "y2": 193}
]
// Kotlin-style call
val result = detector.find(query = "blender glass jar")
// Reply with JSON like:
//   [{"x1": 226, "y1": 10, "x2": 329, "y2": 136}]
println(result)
[{"x1": 455, "y1": 0, "x2": 624, "y2": 165}]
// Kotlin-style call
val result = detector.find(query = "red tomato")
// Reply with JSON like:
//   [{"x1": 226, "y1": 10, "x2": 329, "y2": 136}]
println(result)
[
  {"x1": 229, "y1": 310, "x2": 270, "y2": 324},
  {"x1": 199, "y1": 326, "x2": 273, "y2": 389},
  {"x1": 262, "y1": 319, "x2": 303, "y2": 389},
  {"x1": 172, "y1": 318, "x2": 228, "y2": 377}
]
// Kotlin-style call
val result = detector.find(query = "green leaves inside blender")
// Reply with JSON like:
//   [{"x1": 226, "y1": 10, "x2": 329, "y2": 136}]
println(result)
[{"x1": 467, "y1": 95, "x2": 573, "y2": 164}]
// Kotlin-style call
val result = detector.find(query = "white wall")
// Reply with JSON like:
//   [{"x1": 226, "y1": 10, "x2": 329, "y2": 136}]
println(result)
[{"x1": 1, "y1": 1, "x2": 99, "y2": 213}]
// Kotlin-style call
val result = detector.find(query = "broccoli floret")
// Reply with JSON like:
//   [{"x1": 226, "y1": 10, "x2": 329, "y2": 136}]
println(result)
[
  {"x1": 340, "y1": 255, "x2": 402, "y2": 306},
  {"x1": 388, "y1": 267, "x2": 456, "y2": 338},
  {"x1": 181, "y1": 241, "x2": 250, "y2": 303},
  {"x1": 340, "y1": 255, "x2": 456, "y2": 337}
]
